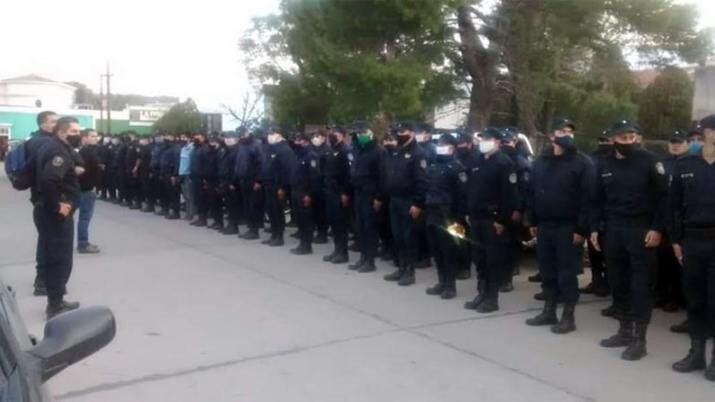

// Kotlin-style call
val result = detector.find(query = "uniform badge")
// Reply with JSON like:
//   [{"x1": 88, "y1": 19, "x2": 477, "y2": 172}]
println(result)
[
  {"x1": 310, "y1": 160, "x2": 317, "y2": 168},
  {"x1": 271, "y1": 154, "x2": 276, "y2": 158},
  {"x1": 333, "y1": 152, "x2": 339, "y2": 156},
  {"x1": 458, "y1": 172, "x2": 468, "y2": 183},
  {"x1": 405, "y1": 153, "x2": 411, "y2": 159},
  {"x1": 420, "y1": 159, "x2": 427, "y2": 169},
  {"x1": 655, "y1": 162, "x2": 665, "y2": 175},
  {"x1": 509, "y1": 173, "x2": 517, "y2": 184},
  {"x1": 348, "y1": 153, "x2": 354, "y2": 161},
  {"x1": 52, "y1": 156, "x2": 64, "y2": 167}
]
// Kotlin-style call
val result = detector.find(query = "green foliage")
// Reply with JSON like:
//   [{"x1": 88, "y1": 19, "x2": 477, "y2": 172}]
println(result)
[
  {"x1": 638, "y1": 66, "x2": 694, "y2": 140},
  {"x1": 152, "y1": 99, "x2": 202, "y2": 134}
]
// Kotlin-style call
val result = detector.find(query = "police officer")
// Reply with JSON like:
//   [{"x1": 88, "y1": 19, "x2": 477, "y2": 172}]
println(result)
[
  {"x1": 107, "y1": 136, "x2": 121, "y2": 202},
  {"x1": 311, "y1": 128, "x2": 330, "y2": 244},
  {"x1": 220, "y1": 132, "x2": 241, "y2": 235},
  {"x1": 383, "y1": 121, "x2": 428, "y2": 286},
  {"x1": 464, "y1": 127, "x2": 518, "y2": 313},
  {"x1": 190, "y1": 133, "x2": 209, "y2": 227},
  {"x1": 322, "y1": 126, "x2": 353, "y2": 264},
  {"x1": 592, "y1": 120, "x2": 668, "y2": 361},
  {"x1": 423, "y1": 134, "x2": 467, "y2": 299},
  {"x1": 454, "y1": 131, "x2": 479, "y2": 280},
  {"x1": 144, "y1": 134, "x2": 164, "y2": 213},
  {"x1": 348, "y1": 122, "x2": 384, "y2": 273},
  {"x1": 137, "y1": 136, "x2": 153, "y2": 211},
  {"x1": 125, "y1": 132, "x2": 142, "y2": 209},
  {"x1": 581, "y1": 132, "x2": 613, "y2": 297},
  {"x1": 203, "y1": 136, "x2": 223, "y2": 230},
  {"x1": 235, "y1": 128, "x2": 264, "y2": 239},
  {"x1": 35, "y1": 116, "x2": 82, "y2": 319},
  {"x1": 414, "y1": 123, "x2": 435, "y2": 270},
  {"x1": 655, "y1": 130, "x2": 689, "y2": 312},
  {"x1": 162, "y1": 135, "x2": 182, "y2": 220},
  {"x1": 115, "y1": 133, "x2": 130, "y2": 205},
  {"x1": 377, "y1": 133, "x2": 398, "y2": 264},
  {"x1": 670, "y1": 114, "x2": 715, "y2": 380},
  {"x1": 500, "y1": 127, "x2": 531, "y2": 293},
  {"x1": 259, "y1": 127, "x2": 296, "y2": 246},
  {"x1": 289, "y1": 133, "x2": 321, "y2": 254},
  {"x1": 525, "y1": 120, "x2": 595, "y2": 334}
]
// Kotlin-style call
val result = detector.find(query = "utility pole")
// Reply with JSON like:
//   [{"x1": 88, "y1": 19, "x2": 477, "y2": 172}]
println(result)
[
  {"x1": 99, "y1": 75, "x2": 104, "y2": 134},
  {"x1": 105, "y1": 61, "x2": 113, "y2": 136}
]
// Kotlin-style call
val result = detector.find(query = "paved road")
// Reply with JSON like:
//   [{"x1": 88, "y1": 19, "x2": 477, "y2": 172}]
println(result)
[{"x1": 1, "y1": 173, "x2": 713, "y2": 401}]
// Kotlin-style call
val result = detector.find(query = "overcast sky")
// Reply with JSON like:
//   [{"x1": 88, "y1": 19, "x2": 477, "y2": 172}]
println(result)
[{"x1": 0, "y1": 0, "x2": 713, "y2": 120}]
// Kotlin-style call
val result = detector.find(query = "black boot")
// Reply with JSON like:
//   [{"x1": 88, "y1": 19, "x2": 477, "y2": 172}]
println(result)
[
  {"x1": 269, "y1": 235, "x2": 284, "y2": 247},
  {"x1": 313, "y1": 232, "x2": 328, "y2": 244},
  {"x1": 222, "y1": 224, "x2": 239, "y2": 235},
  {"x1": 499, "y1": 277, "x2": 514, "y2": 293},
  {"x1": 241, "y1": 229, "x2": 259, "y2": 240},
  {"x1": 672, "y1": 338, "x2": 706, "y2": 373},
  {"x1": 440, "y1": 287, "x2": 457, "y2": 300},
  {"x1": 357, "y1": 259, "x2": 376, "y2": 273},
  {"x1": 551, "y1": 303, "x2": 576, "y2": 334},
  {"x1": 190, "y1": 218, "x2": 207, "y2": 227},
  {"x1": 46, "y1": 299, "x2": 80, "y2": 320},
  {"x1": 384, "y1": 267, "x2": 404, "y2": 282},
  {"x1": 526, "y1": 301, "x2": 558, "y2": 326},
  {"x1": 290, "y1": 244, "x2": 312, "y2": 255},
  {"x1": 476, "y1": 296, "x2": 498, "y2": 313},
  {"x1": 426, "y1": 283, "x2": 444, "y2": 296},
  {"x1": 142, "y1": 204, "x2": 154, "y2": 213},
  {"x1": 323, "y1": 251, "x2": 338, "y2": 263},
  {"x1": 621, "y1": 323, "x2": 648, "y2": 361},
  {"x1": 706, "y1": 345, "x2": 715, "y2": 381},
  {"x1": 166, "y1": 212, "x2": 180, "y2": 220},
  {"x1": 600, "y1": 320, "x2": 634, "y2": 348},
  {"x1": 464, "y1": 280, "x2": 486, "y2": 310},
  {"x1": 349, "y1": 256, "x2": 367, "y2": 271},
  {"x1": 601, "y1": 304, "x2": 617, "y2": 317},
  {"x1": 33, "y1": 282, "x2": 47, "y2": 297},
  {"x1": 398, "y1": 266, "x2": 415, "y2": 286},
  {"x1": 456, "y1": 269, "x2": 471, "y2": 280},
  {"x1": 331, "y1": 252, "x2": 349, "y2": 264}
]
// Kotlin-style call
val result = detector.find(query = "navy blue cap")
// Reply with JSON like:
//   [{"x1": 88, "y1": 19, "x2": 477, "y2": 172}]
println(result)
[
  {"x1": 608, "y1": 120, "x2": 641, "y2": 136},
  {"x1": 501, "y1": 127, "x2": 518, "y2": 141},
  {"x1": 479, "y1": 127, "x2": 505, "y2": 140},
  {"x1": 438, "y1": 133, "x2": 458, "y2": 146},
  {"x1": 456, "y1": 130, "x2": 473, "y2": 144},
  {"x1": 395, "y1": 120, "x2": 416, "y2": 132},
  {"x1": 699, "y1": 114, "x2": 715, "y2": 130},
  {"x1": 553, "y1": 118, "x2": 576, "y2": 131},
  {"x1": 669, "y1": 129, "x2": 688, "y2": 142}
]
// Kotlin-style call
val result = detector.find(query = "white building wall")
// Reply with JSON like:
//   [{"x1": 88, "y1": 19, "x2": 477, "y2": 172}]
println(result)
[{"x1": 0, "y1": 81, "x2": 75, "y2": 109}]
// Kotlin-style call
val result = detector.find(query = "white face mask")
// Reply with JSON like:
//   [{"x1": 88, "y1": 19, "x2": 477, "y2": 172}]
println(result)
[
  {"x1": 435, "y1": 145, "x2": 452, "y2": 155},
  {"x1": 267, "y1": 134, "x2": 281, "y2": 145},
  {"x1": 111, "y1": 139, "x2": 120, "y2": 145},
  {"x1": 415, "y1": 134, "x2": 426, "y2": 143},
  {"x1": 225, "y1": 138, "x2": 238, "y2": 146},
  {"x1": 479, "y1": 140, "x2": 497, "y2": 154},
  {"x1": 311, "y1": 137, "x2": 324, "y2": 147}
]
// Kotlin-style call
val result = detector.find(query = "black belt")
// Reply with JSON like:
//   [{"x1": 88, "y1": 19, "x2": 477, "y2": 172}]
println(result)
[
  {"x1": 607, "y1": 215, "x2": 651, "y2": 226},
  {"x1": 684, "y1": 227, "x2": 715, "y2": 239}
]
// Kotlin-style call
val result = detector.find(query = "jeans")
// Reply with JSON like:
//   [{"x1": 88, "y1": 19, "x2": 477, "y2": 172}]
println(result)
[{"x1": 77, "y1": 191, "x2": 96, "y2": 247}]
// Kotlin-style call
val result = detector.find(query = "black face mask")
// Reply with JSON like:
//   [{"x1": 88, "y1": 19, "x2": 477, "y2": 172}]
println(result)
[
  {"x1": 67, "y1": 135, "x2": 82, "y2": 148},
  {"x1": 553, "y1": 136, "x2": 575, "y2": 151},
  {"x1": 384, "y1": 144, "x2": 396, "y2": 153},
  {"x1": 396, "y1": 134, "x2": 411, "y2": 146},
  {"x1": 614, "y1": 142, "x2": 636, "y2": 157}
]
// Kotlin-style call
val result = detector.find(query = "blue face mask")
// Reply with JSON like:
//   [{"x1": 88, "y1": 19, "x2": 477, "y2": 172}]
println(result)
[{"x1": 689, "y1": 142, "x2": 702, "y2": 155}]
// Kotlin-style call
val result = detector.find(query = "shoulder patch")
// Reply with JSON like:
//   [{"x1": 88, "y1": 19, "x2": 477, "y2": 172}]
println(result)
[
  {"x1": 420, "y1": 159, "x2": 427, "y2": 169},
  {"x1": 52, "y1": 155, "x2": 64, "y2": 167},
  {"x1": 405, "y1": 153, "x2": 412, "y2": 159},
  {"x1": 458, "y1": 172, "x2": 468, "y2": 183},
  {"x1": 655, "y1": 161, "x2": 665, "y2": 175},
  {"x1": 347, "y1": 153, "x2": 354, "y2": 161},
  {"x1": 310, "y1": 159, "x2": 317, "y2": 168},
  {"x1": 509, "y1": 172, "x2": 517, "y2": 184}
]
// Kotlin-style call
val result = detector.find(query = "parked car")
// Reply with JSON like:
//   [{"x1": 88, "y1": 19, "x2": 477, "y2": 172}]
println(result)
[{"x1": 0, "y1": 279, "x2": 115, "y2": 401}]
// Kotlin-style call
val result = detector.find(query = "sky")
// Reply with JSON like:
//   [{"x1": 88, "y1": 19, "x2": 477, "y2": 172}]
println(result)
[{"x1": 0, "y1": 0, "x2": 713, "y2": 122}]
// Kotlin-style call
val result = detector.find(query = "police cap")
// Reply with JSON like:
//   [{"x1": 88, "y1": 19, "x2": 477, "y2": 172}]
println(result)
[
  {"x1": 608, "y1": 120, "x2": 641, "y2": 137},
  {"x1": 669, "y1": 129, "x2": 688, "y2": 143},
  {"x1": 395, "y1": 120, "x2": 416, "y2": 133},
  {"x1": 438, "y1": 133, "x2": 458, "y2": 147},
  {"x1": 479, "y1": 127, "x2": 504, "y2": 140},
  {"x1": 553, "y1": 118, "x2": 576, "y2": 131},
  {"x1": 699, "y1": 114, "x2": 715, "y2": 130}
]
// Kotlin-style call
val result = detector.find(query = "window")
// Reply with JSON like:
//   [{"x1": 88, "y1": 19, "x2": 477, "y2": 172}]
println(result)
[{"x1": 0, "y1": 127, "x2": 9, "y2": 137}]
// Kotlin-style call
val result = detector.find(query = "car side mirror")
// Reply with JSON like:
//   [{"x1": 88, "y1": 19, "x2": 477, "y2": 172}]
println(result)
[{"x1": 26, "y1": 306, "x2": 116, "y2": 382}]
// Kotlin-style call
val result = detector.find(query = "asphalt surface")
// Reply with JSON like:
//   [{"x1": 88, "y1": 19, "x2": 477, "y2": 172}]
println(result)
[{"x1": 1, "y1": 172, "x2": 713, "y2": 401}]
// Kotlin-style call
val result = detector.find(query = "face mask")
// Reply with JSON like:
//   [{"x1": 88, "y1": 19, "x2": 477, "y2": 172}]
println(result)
[
  {"x1": 553, "y1": 135, "x2": 575, "y2": 150},
  {"x1": 415, "y1": 134, "x2": 427, "y2": 143},
  {"x1": 479, "y1": 140, "x2": 496, "y2": 154},
  {"x1": 614, "y1": 142, "x2": 636, "y2": 157},
  {"x1": 328, "y1": 134, "x2": 340, "y2": 146},
  {"x1": 267, "y1": 134, "x2": 281, "y2": 145},
  {"x1": 139, "y1": 140, "x2": 149, "y2": 146},
  {"x1": 67, "y1": 135, "x2": 82, "y2": 148},
  {"x1": 311, "y1": 137, "x2": 325, "y2": 147},
  {"x1": 435, "y1": 145, "x2": 452, "y2": 156},
  {"x1": 689, "y1": 142, "x2": 703, "y2": 155},
  {"x1": 111, "y1": 139, "x2": 120, "y2": 145},
  {"x1": 356, "y1": 134, "x2": 372, "y2": 146},
  {"x1": 396, "y1": 134, "x2": 411, "y2": 146},
  {"x1": 225, "y1": 138, "x2": 238, "y2": 146},
  {"x1": 501, "y1": 144, "x2": 516, "y2": 154}
]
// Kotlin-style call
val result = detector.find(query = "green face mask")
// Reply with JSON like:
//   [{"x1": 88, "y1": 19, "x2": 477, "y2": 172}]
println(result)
[{"x1": 356, "y1": 134, "x2": 373, "y2": 145}]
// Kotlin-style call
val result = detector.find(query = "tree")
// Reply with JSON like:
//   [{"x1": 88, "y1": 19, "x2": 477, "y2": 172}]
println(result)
[
  {"x1": 638, "y1": 66, "x2": 694, "y2": 139},
  {"x1": 223, "y1": 91, "x2": 264, "y2": 129},
  {"x1": 153, "y1": 99, "x2": 202, "y2": 133}
]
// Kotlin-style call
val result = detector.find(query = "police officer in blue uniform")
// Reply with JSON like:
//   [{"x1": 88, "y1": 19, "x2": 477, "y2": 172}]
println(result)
[
  {"x1": 261, "y1": 127, "x2": 296, "y2": 246},
  {"x1": 454, "y1": 130, "x2": 479, "y2": 281},
  {"x1": 143, "y1": 134, "x2": 164, "y2": 213},
  {"x1": 464, "y1": 127, "x2": 518, "y2": 313},
  {"x1": 414, "y1": 123, "x2": 436, "y2": 269},
  {"x1": 204, "y1": 136, "x2": 224, "y2": 230},
  {"x1": 525, "y1": 120, "x2": 595, "y2": 334},
  {"x1": 310, "y1": 129, "x2": 330, "y2": 244},
  {"x1": 190, "y1": 133, "x2": 209, "y2": 227},
  {"x1": 125, "y1": 132, "x2": 141, "y2": 209},
  {"x1": 220, "y1": 132, "x2": 241, "y2": 235},
  {"x1": 34, "y1": 116, "x2": 82, "y2": 319},
  {"x1": 322, "y1": 126, "x2": 353, "y2": 264},
  {"x1": 289, "y1": 132, "x2": 321, "y2": 255},
  {"x1": 162, "y1": 135, "x2": 182, "y2": 220},
  {"x1": 592, "y1": 120, "x2": 668, "y2": 361},
  {"x1": 499, "y1": 126, "x2": 531, "y2": 293},
  {"x1": 235, "y1": 128, "x2": 264, "y2": 239},
  {"x1": 382, "y1": 121, "x2": 428, "y2": 286},
  {"x1": 348, "y1": 122, "x2": 385, "y2": 273},
  {"x1": 670, "y1": 114, "x2": 715, "y2": 380},
  {"x1": 423, "y1": 134, "x2": 467, "y2": 299}
]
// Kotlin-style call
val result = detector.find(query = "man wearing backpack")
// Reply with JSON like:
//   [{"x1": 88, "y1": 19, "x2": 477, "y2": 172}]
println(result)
[{"x1": 27, "y1": 111, "x2": 58, "y2": 296}]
